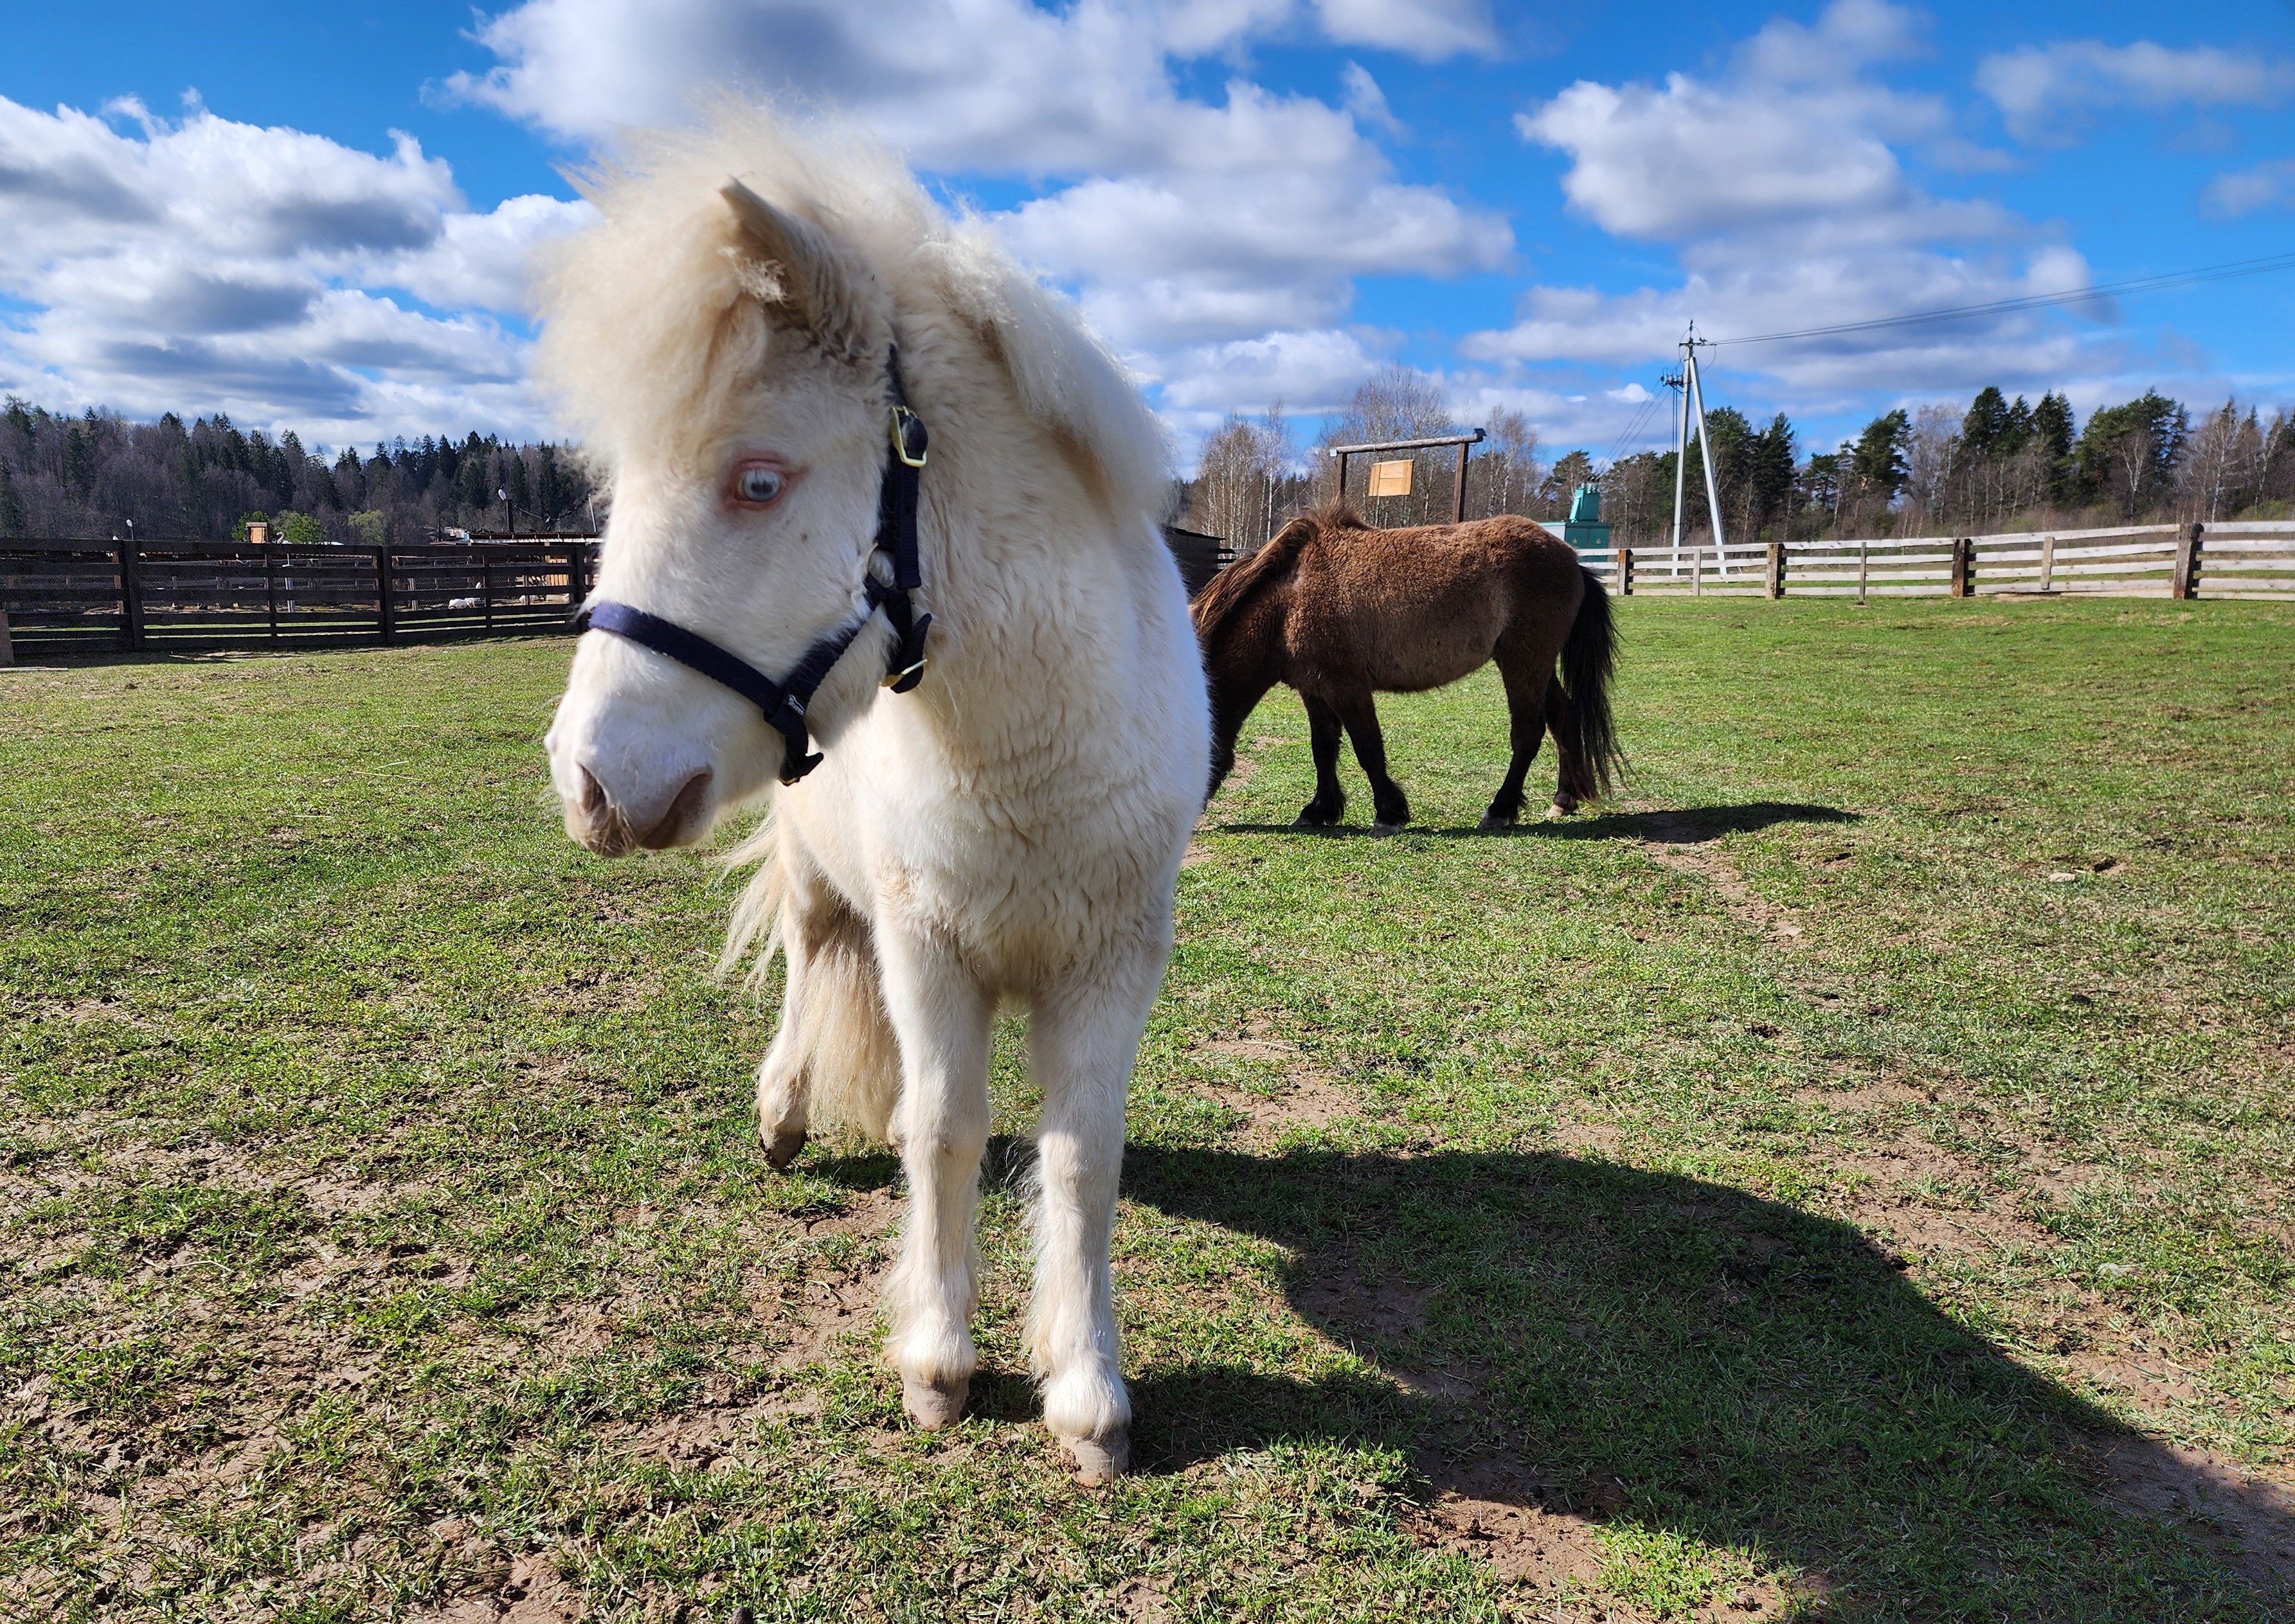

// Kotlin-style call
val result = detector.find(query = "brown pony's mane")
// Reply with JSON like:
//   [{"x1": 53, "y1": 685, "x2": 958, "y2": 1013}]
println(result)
[{"x1": 1190, "y1": 501, "x2": 1367, "y2": 637}]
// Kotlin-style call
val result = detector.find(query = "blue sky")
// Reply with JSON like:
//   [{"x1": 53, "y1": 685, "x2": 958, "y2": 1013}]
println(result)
[{"x1": 3, "y1": 0, "x2": 2290, "y2": 467}]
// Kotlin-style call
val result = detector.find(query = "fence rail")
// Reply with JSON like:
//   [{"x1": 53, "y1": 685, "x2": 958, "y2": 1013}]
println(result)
[
  {"x1": 0, "y1": 539, "x2": 602, "y2": 659},
  {"x1": 1569, "y1": 522, "x2": 2295, "y2": 602}
]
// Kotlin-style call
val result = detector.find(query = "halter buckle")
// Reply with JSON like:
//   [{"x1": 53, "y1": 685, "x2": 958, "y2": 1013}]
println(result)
[
  {"x1": 881, "y1": 656, "x2": 927, "y2": 690},
  {"x1": 890, "y1": 404, "x2": 929, "y2": 468}
]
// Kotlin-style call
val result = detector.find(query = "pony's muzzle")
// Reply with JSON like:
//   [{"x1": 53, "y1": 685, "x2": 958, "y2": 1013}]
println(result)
[{"x1": 565, "y1": 763, "x2": 714, "y2": 856}]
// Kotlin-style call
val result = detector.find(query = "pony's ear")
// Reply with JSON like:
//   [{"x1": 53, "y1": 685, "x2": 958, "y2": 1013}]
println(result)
[{"x1": 719, "y1": 179, "x2": 872, "y2": 362}]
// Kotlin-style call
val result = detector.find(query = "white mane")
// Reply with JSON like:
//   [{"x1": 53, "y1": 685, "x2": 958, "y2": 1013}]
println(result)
[{"x1": 534, "y1": 104, "x2": 1170, "y2": 521}]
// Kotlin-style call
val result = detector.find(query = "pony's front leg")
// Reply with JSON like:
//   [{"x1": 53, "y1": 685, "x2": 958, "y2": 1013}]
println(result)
[
  {"x1": 875, "y1": 925, "x2": 995, "y2": 1430},
  {"x1": 1026, "y1": 950, "x2": 1165, "y2": 1483},
  {"x1": 1297, "y1": 694, "x2": 1347, "y2": 826}
]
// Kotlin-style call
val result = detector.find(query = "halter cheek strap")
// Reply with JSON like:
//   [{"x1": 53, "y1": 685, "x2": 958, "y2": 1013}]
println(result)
[{"x1": 573, "y1": 347, "x2": 934, "y2": 786}]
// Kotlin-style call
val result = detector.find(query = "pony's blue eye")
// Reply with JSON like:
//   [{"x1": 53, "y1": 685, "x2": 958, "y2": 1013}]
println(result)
[{"x1": 735, "y1": 465, "x2": 785, "y2": 505}]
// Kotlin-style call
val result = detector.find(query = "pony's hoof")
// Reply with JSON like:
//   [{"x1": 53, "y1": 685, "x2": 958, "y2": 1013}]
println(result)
[
  {"x1": 1296, "y1": 805, "x2": 1340, "y2": 828},
  {"x1": 1065, "y1": 1429, "x2": 1130, "y2": 1485},
  {"x1": 1371, "y1": 821, "x2": 1405, "y2": 837},
  {"x1": 902, "y1": 1375, "x2": 970, "y2": 1430},
  {"x1": 1477, "y1": 810, "x2": 1516, "y2": 831},
  {"x1": 1545, "y1": 801, "x2": 1575, "y2": 821},
  {"x1": 760, "y1": 1127, "x2": 807, "y2": 1170}
]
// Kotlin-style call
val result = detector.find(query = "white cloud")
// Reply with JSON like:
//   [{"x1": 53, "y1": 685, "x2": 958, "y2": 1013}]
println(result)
[
  {"x1": 447, "y1": 0, "x2": 1511, "y2": 436},
  {"x1": 1479, "y1": 0, "x2": 2106, "y2": 398},
  {"x1": 1340, "y1": 62, "x2": 1405, "y2": 136},
  {"x1": 0, "y1": 97, "x2": 589, "y2": 440},
  {"x1": 1151, "y1": 327, "x2": 1388, "y2": 416},
  {"x1": 1312, "y1": 0, "x2": 1497, "y2": 62},
  {"x1": 1976, "y1": 40, "x2": 2295, "y2": 140},
  {"x1": 1517, "y1": 0, "x2": 1949, "y2": 240},
  {"x1": 2203, "y1": 157, "x2": 2295, "y2": 217}
]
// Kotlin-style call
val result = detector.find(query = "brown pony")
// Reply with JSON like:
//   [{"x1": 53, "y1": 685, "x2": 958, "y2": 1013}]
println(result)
[{"x1": 1194, "y1": 504, "x2": 1621, "y2": 830}]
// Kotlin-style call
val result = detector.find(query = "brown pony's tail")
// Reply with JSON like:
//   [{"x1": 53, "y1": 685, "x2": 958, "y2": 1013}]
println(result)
[{"x1": 1558, "y1": 567, "x2": 1624, "y2": 799}]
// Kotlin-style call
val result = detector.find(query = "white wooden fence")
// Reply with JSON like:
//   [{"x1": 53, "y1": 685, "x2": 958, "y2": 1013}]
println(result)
[{"x1": 1571, "y1": 521, "x2": 2295, "y2": 602}]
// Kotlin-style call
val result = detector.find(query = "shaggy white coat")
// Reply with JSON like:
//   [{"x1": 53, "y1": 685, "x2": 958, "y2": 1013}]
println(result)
[{"x1": 536, "y1": 107, "x2": 1209, "y2": 1481}]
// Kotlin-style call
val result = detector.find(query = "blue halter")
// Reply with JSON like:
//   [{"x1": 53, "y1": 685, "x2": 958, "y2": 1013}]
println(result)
[{"x1": 574, "y1": 348, "x2": 933, "y2": 785}]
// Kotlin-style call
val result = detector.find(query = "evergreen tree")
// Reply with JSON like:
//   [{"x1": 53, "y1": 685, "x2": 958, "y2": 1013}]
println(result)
[
  {"x1": 1541, "y1": 449, "x2": 1596, "y2": 510},
  {"x1": 537, "y1": 443, "x2": 566, "y2": 525},
  {"x1": 0, "y1": 459, "x2": 25, "y2": 537},
  {"x1": 63, "y1": 422, "x2": 95, "y2": 495},
  {"x1": 2076, "y1": 391, "x2": 2188, "y2": 517},
  {"x1": 1850, "y1": 409, "x2": 1911, "y2": 499},
  {"x1": 458, "y1": 449, "x2": 492, "y2": 513},
  {"x1": 1961, "y1": 387, "x2": 2012, "y2": 458},
  {"x1": 2029, "y1": 391, "x2": 2076, "y2": 503},
  {"x1": 1749, "y1": 413, "x2": 1797, "y2": 534}
]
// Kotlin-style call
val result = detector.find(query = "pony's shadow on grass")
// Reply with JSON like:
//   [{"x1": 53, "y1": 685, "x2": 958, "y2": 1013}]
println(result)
[
  {"x1": 1120, "y1": 1143, "x2": 2293, "y2": 1615},
  {"x1": 1212, "y1": 801, "x2": 1859, "y2": 842}
]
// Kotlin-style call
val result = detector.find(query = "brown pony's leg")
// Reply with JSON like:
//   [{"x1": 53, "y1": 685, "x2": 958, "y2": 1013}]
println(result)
[
  {"x1": 1544, "y1": 682, "x2": 1589, "y2": 816},
  {"x1": 1329, "y1": 690, "x2": 1411, "y2": 830},
  {"x1": 1480, "y1": 644, "x2": 1553, "y2": 829},
  {"x1": 1297, "y1": 694, "x2": 1347, "y2": 826}
]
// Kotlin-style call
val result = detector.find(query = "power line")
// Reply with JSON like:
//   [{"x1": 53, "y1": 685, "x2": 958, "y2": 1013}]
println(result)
[
  {"x1": 1601, "y1": 388, "x2": 1664, "y2": 467},
  {"x1": 1706, "y1": 250, "x2": 2295, "y2": 348}
]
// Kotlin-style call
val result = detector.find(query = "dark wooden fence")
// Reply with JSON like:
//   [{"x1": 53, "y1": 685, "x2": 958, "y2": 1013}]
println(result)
[{"x1": 0, "y1": 539, "x2": 602, "y2": 659}]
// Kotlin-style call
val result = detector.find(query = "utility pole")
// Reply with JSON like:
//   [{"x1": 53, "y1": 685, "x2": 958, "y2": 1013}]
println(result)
[
  {"x1": 1664, "y1": 364, "x2": 1686, "y2": 575},
  {"x1": 1668, "y1": 323, "x2": 1729, "y2": 575}
]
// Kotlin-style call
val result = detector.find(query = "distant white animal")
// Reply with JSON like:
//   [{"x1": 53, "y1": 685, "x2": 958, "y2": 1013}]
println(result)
[
  {"x1": 447, "y1": 596, "x2": 482, "y2": 610},
  {"x1": 536, "y1": 106, "x2": 1207, "y2": 1483}
]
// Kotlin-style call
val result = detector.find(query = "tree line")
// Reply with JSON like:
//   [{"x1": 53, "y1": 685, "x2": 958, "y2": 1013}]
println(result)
[
  {"x1": 0, "y1": 398, "x2": 597, "y2": 545},
  {"x1": 1183, "y1": 372, "x2": 2294, "y2": 551}
]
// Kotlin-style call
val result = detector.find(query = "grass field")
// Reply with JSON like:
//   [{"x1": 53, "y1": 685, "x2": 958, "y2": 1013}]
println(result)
[{"x1": 3, "y1": 596, "x2": 2292, "y2": 1623}]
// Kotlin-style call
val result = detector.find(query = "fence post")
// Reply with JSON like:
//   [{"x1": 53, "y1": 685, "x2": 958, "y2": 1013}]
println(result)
[
  {"x1": 1692, "y1": 549, "x2": 1703, "y2": 596},
  {"x1": 569, "y1": 543, "x2": 591, "y2": 608},
  {"x1": 1950, "y1": 536, "x2": 1972, "y2": 598},
  {"x1": 0, "y1": 606, "x2": 12, "y2": 668},
  {"x1": 2039, "y1": 534, "x2": 2055, "y2": 594},
  {"x1": 482, "y1": 551, "x2": 495, "y2": 632},
  {"x1": 1765, "y1": 541, "x2": 1785, "y2": 600},
  {"x1": 1857, "y1": 542, "x2": 1868, "y2": 606},
  {"x1": 2172, "y1": 522, "x2": 2204, "y2": 600},
  {"x1": 118, "y1": 533, "x2": 145, "y2": 651},
  {"x1": 375, "y1": 547, "x2": 396, "y2": 642},
  {"x1": 265, "y1": 546, "x2": 280, "y2": 640},
  {"x1": 1615, "y1": 546, "x2": 1634, "y2": 596}
]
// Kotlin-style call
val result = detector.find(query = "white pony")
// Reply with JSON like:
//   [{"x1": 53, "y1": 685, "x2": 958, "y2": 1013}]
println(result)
[{"x1": 536, "y1": 109, "x2": 1208, "y2": 1483}]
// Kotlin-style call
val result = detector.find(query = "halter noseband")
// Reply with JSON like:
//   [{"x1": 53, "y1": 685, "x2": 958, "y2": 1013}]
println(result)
[{"x1": 573, "y1": 348, "x2": 934, "y2": 785}]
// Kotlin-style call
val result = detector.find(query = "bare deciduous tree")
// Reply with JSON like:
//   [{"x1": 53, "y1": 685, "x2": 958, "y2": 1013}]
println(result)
[{"x1": 1183, "y1": 408, "x2": 1300, "y2": 553}]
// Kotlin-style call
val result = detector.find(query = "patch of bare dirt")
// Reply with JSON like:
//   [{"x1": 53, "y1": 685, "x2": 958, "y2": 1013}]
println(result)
[
  {"x1": 615, "y1": 1386, "x2": 818, "y2": 1470},
  {"x1": 1408, "y1": 1484, "x2": 1607, "y2": 1592},
  {"x1": 2074, "y1": 1348, "x2": 2212, "y2": 1413},
  {"x1": 1832, "y1": 1149, "x2": 2055, "y2": 1258},
  {"x1": 1792, "y1": 1078, "x2": 1934, "y2": 1112},
  {"x1": 1215, "y1": 733, "x2": 1285, "y2": 799},
  {"x1": 1552, "y1": 1120, "x2": 1625, "y2": 1159},
  {"x1": 773, "y1": 1244, "x2": 896, "y2": 1371},
  {"x1": 1203, "y1": 1074, "x2": 1360, "y2": 1139},
  {"x1": 417, "y1": 1551, "x2": 584, "y2": 1623},
  {"x1": 1105, "y1": 1573, "x2": 1169, "y2": 1621},
  {"x1": 1637, "y1": 815, "x2": 1803, "y2": 945},
  {"x1": 2080, "y1": 1434, "x2": 2295, "y2": 1593},
  {"x1": 1405, "y1": 1452, "x2": 1798, "y2": 1620},
  {"x1": 1178, "y1": 1024, "x2": 1363, "y2": 1142}
]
